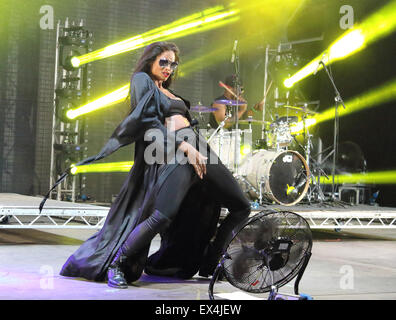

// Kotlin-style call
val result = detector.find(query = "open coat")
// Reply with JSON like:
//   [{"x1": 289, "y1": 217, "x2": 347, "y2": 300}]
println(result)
[{"x1": 57, "y1": 72, "x2": 221, "y2": 282}]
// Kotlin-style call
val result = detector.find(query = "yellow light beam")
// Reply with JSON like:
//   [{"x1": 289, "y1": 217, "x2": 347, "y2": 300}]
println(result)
[
  {"x1": 66, "y1": 84, "x2": 130, "y2": 120},
  {"x1": 69, "y1": 58, "x2": 396, "y2": 122},
  {"x1": 72, "y1": 5, "x2": 240, "y2": 67},
  {"x1": 290, "y1": 118, "x2": 317, "y2": 134},
  {"x1": 70, "y1": 161, "x2": 134, "y2": 174},
  {"x1": 284, "y1": 28, "x2": 365, "y2": 88},
  {"x1": 284, "y1": 0, "x2": 396, "y2": 88},
  {"x1": 319, "y1": 170, "x2": 396, "y2": 185},
  {"x1": 314, "y1": 78, "x2": 396, "y2": 124}
]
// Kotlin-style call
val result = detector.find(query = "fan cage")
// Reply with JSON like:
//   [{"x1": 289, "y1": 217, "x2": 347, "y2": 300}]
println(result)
[{"x1": 222, "y1": 210, "x2": 312, "y2": 294}]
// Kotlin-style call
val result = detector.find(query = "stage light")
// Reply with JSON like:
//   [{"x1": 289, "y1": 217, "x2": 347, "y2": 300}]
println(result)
[
  {"x1": 59, "y1": 33, "x2": 88, "y2": 47},
  {"x1": 314, "y1": 78, "x2": 396, "y2": 124},
  {"x1": 283, "y1": 0, "x2": 396, "y2": 88},
  {"x1": 70, "y1": 56, "x2": 80, "y2": 68},
  {"x1": 66, "y1": 84, "x2": 129, "y2": 120},
  {"x1": 71, "y1": 5, "x2": 240, "y2": 68},
  {"x1": 70, "y1": 161, "x2": 134, "y2": 175},
  {"x1": 55, "y1": 88, "x2": 83, "y2": 122},
  {"x1": 319, "y1": 170, "x2": 396, "y2": 185}
]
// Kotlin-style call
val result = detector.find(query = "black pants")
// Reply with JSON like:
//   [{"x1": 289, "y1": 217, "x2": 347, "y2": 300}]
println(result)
[
  {"x1": 118, "y1": 127, "x2": 251, "y2": 264},
  {"x1": 152, "y1": 126, "x2": 249, "y2": 218},
  {"x1": 155, "y1": 159, "x2": 250, "y2": 220}
]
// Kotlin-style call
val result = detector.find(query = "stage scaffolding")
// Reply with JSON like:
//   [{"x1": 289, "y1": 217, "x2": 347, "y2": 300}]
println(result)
[{"x1": 1, "y1": 193, "x2": 396, "y2": 230}]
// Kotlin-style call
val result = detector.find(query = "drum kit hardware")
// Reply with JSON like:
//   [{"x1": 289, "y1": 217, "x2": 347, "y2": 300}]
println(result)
[
  {"x1": 213, "y1": 99, "x2": 247, "y2": 106},
  {"x1": 237, "y1": 119, "x2": 271, "y2": 125},
  {"x1": 187, "y1": 41, "x2": 345, "y2": 206},
  {"x1": 190, "y1": 105, "x2": 218, "y2": 113},
  {"x1": 282, "y1": 105, "x2": 318, "y2": 115},
  {"x1": 190, "y1": 90, "x2": 317, "y2": 206}
]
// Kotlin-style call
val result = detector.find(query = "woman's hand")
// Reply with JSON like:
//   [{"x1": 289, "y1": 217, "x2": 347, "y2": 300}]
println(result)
[{"x1": 178, "y1": 141, "x2": 207, "y2": 179}]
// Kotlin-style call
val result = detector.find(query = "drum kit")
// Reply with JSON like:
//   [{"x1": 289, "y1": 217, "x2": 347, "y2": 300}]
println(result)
[{"x1": 190, "y1": 96, "x2": 319, "y2": 207}]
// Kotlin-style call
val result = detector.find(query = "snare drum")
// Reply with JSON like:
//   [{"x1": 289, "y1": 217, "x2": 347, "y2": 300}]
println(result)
[{"x1": 238, "y1": 149, "x2": 310, "y2": 206}]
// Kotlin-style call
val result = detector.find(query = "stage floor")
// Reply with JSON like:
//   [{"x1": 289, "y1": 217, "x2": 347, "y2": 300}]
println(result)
[
  {"x1": 1, "y1": 227, "x2": 396, "y2": 300},
  {"x1": 1, "y1": 193, "x2": 396, "y2": 300}
]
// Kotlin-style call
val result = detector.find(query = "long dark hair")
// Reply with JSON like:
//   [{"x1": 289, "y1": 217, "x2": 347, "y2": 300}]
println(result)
[{"x1": 133, "y1": 41, "x2": 180, "y2": 89}]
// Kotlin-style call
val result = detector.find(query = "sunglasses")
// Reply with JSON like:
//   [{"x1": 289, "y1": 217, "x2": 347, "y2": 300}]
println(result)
[{"x1": 159, "y1": 58, "x2": 179, "y2": 71}]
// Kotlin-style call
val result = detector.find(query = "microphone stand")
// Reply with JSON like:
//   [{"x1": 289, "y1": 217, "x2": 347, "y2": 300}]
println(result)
[
  {"x1": 319, "y1": 60, "x2": 347, "y2": 200},
  {"x1": 232, "y1": 40, "x2": 241, "y2": 174}
]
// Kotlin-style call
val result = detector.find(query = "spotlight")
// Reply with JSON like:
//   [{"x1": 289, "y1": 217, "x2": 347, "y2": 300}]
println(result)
[
  {"x1": 61, "y1": 51, "x2": 82, "y2": 71},
  {"x1": 55, "y1": 88, "x2": 83, "y2": 122}
]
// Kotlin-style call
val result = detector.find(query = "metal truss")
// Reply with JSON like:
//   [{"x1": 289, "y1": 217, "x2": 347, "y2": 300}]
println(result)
[
  {"x1": 297, "y1": 210, "x2": 396, "y2": 229},
  {"x1": 0, "y1": 206, "x2": 108, "y2": 229},
  {"x1": 237, "y1": 207, "x2": 396, "y2": 230},
  {"x1": 49, "y1": 19, "x2": 93, "y2": 203},
  {"x1": 2, "y1": 201, "x2": 396, "y2": 230}
]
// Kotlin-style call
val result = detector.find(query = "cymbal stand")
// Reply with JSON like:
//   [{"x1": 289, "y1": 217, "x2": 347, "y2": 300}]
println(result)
[
  {"x1": 262, "y1": 45, "x2": 270, "y2": 140},
  {"x1": 232, "y1": 39, "x2": 242, "y2": 174},
  {"x1": 303, "y1": 115, "x2": 326, "y2": 202},
  {"x1": 319, "y1": 60, "x2": 347, "y2": 200},
  {"x1": 207, "y1": 109, "x2": 232, "y2": 163},
  {"x1": 207, "y1": 110, "x2": 232, "y2": 144}
]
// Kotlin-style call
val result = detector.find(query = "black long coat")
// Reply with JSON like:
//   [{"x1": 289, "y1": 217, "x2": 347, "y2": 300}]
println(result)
[{"x1": 57, "y1": 72, "x2": 221, "y2": 282}]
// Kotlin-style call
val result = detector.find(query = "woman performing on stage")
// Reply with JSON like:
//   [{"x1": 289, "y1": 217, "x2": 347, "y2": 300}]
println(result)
[{"x1": 41, "y1": 41, "x2": 251, "y2": 288}]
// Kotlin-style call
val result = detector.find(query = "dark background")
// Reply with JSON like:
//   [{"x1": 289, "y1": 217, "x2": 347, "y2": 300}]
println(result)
[{"x1": 0, "y1": 0, "x2": 395, "y2": 206}]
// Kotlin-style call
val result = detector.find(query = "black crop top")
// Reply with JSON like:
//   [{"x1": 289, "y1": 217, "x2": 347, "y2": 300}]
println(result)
[{"x1": 165, "y1": 98, "x2": 189, "y2": 117}]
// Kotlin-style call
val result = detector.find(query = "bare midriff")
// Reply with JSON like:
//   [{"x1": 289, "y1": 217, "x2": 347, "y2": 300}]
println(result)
[
  {"x1": 159, "y1": 88, "x2": 190, "y2": 132},
  {"x1": 165, "y1": 115, "x2": 190, "y2": 132}
]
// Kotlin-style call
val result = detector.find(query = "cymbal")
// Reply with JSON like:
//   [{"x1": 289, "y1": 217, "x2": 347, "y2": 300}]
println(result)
[
  {"x1": 295, "y1": 100, "x2": 320, "y2": 106},
  {"x1": 274, "y1": 97, "x2": 303, "y2": 103},
  {"x1": 213, "y1": 99, "x2": 247, "y2": 106},
  {"x1": 274, "y1": 115, "x2": 299, "y2": 124},
  {"x1": 283, "y1": 105, "x2": 318, "y2": 115},
  {"x1": 190, "y1": 105, "x2": 218, "y2": 113},
  {"x1": 231, "y1": 119, "x2": 271, "y2": 125}
]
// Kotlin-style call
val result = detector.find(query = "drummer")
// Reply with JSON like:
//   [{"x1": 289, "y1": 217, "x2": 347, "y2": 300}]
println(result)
[{"x1": 209, "y1": 75, "x2": 248, "y2": 130}]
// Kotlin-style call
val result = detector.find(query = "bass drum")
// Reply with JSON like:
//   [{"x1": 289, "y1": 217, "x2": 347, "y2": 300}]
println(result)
[{"x1": 238, "y1": 149, "x2": 310, "y2": 206}]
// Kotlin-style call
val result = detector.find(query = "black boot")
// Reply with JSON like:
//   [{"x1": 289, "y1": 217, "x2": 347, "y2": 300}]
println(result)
[
  {"x1": 199, "y1": 207, "x2": 250, "y2": 277},
  {"x1": 121, "y1": 209, "x2": 171, "y2": 257},
  {"x1": 107, "y1": 249, "x2": 128, "y2": 289},
  {"x1": 107, "y1": 209, "x2": 171, "y2": 287},
  {"x1": 198, "y1": 242, "x2": 222, "y2": 278}
]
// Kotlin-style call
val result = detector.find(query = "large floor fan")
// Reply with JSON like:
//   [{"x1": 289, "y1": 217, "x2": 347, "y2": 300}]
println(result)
[{"x1": 209, "y1": 210, "x2": 313, "y2": 300}]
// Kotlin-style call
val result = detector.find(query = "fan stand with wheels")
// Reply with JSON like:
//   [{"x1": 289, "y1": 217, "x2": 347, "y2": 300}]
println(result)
[{"x1": 208, "y1": 210, "x2": 313, "y2": 300}]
